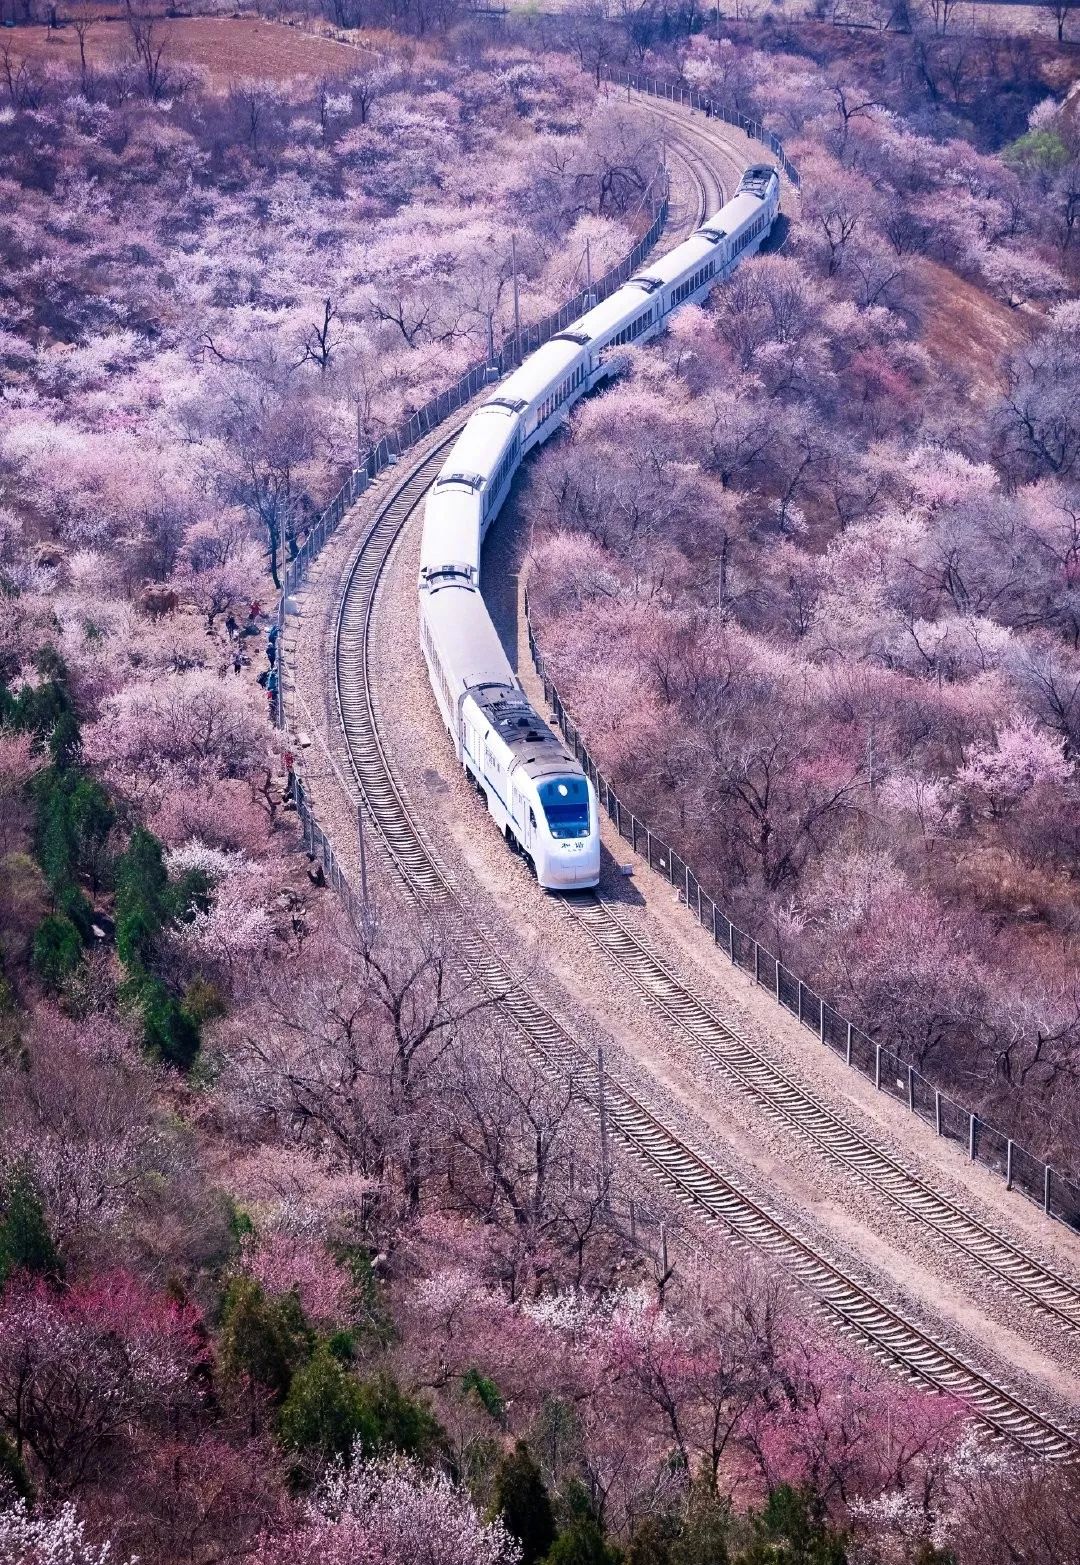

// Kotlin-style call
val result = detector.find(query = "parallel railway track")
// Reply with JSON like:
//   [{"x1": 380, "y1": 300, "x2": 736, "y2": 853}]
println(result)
[
  {"x1": 561, "y1": 892, "x2": 1080, "y2": 1334},
  {"x1": 332, "y1": 440, "x2": 1079, "y2": 1463}
]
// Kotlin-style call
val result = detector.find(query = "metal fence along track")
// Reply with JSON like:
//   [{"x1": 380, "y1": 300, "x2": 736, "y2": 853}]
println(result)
[
  {"x1": 561, "y1": 892, "x2": 1080, "y2": 1331},
  {"x1": 523, "y1": 595, "x2": 1080, "y2": 1233},
  {"x1": 323, "y1": 401, "x2": 1078, "y2": 1465}
]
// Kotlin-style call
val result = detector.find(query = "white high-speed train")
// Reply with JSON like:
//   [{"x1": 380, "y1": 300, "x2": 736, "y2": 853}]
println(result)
[{"x1": 418, "y1": 165, "x2": 780, "y2": 890}]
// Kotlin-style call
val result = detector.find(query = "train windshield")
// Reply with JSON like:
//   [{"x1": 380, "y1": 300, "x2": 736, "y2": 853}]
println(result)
[{"x1": 538, "y1": 776, "x2": 590, "y2": 839}]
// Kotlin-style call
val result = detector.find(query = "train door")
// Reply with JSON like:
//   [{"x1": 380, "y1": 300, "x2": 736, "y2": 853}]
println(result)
[{"x1": 460, "y1": 714, "x2": 479, "y2": 776}]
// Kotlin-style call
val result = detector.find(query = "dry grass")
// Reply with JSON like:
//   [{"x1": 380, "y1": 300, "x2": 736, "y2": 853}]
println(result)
[
  {"x1": 912, "y1": 256, "x2": 1036, "y2": 394},
  {"x1": 1, "y1": 16, "x2": 365, "y2": 86}
]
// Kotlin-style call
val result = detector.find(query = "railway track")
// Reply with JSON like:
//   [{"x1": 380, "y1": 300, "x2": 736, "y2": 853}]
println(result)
[
  {"x1": 661, "y1": 134, "x2": 717, "y2": 232},
  {"x1": 561, "y1": 891, "x2": 1080, "y2": 1334},
  {"x1": 324, "y1": 102, "x2": 1079, "y2": 1462},
  {"x1": 332, "y1": 437, "x2": 1079, "y2": 1462},
  {"x1": 665, "y1": 131, "x2": 726, "y2": 226}
]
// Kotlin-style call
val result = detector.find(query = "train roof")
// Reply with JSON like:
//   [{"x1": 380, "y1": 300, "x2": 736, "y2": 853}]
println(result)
[
  {"x1": 487, "y1": 337, "x2": 585, "y2": 412},
  {"x1": 630, "y1": 231, "x2": 722, "y2": 288},
  {"x1": 435, "y1": 405, "x2": 519, "y2": 493},
  {"x1": 420, "y1": 488, "x2": 482, "y2": 582},
  {"x1": 570, "y1": 286, "x2": 654, "y2": 345},
  {"x1": 422, "y1": 581, "x2": 518, "y2": 695},
  {"x1": 472, "y1": 687, "x2": 579, "y2": 783},
  {"x1": 717, "y1": 190, "x2": 766, "y2": 234}
]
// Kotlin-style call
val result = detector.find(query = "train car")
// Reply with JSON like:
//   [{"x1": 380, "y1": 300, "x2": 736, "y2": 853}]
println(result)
[
  {"x1": 418, "y1": 579, "x2": 600, "y2": 889},
  {"x1": 417, "y1": 161, "x2": 781, "y2": 893},
  {"x1": 419, "y1": 404, "x2": 523, "y2": 589},
  {"x1": 483, "y1": 337, "x2": 592, "y2": 454}
]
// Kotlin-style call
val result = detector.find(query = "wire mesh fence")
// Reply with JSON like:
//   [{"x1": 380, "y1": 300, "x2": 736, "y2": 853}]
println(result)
[
  {"x1": 279, "y1": 168, "x2": 671, "y2": 608},
  {"x1": 602, "y1": 67, "x2": 803, "y2": 190},
  {"x1": 524, "y1": 591, "x2": 1080, "y2": 1233}
]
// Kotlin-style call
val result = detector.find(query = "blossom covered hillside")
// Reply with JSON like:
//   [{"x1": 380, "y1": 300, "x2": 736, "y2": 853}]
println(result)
[
  {"x1": 2, "y1": 5, "x2": 1080, "y2": 1564},
  {"x1": 525, "y1": 34, "x2": 1080, "y2": 1175}
]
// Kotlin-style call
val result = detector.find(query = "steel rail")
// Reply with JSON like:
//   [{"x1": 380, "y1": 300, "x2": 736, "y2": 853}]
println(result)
[
  {"x1": 561, "y1": 891, "x2": 1080, "y2": 1334},
  {"x1": 324, "y1": 112, "x2": 1079, "y2": 1465},
  {"x1": 331, "y1": 447, "x2": 1079, "y2": 1463}
]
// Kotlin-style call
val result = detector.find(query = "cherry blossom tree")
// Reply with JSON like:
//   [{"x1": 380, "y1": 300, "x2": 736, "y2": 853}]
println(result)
[
  {"x1": 955, "y1": 718, "x2": 1073, "y2": 820},
  {"x1": 0, "y1": 1498, "x2": 134, "y2": 1565},
  {"x1": 0, "y1": 1271, "x2": 205, "y2": 1493},
  {"x1": 251, "y1": 1451, "x2": 521, "y2": 1565}
]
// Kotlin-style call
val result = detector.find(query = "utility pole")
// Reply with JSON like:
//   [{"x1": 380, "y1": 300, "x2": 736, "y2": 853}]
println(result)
[
  {"x1": 356, "y1": 801, "x2": 369, "y2": 909},
  {"x1": 596, "y1": 1044, "x2": 610, "y2": 1208},
  {"x1": 511, "y1": 234, "x2": 521, "y2": 361},
  {"x1": 585, "y1": 236, "x2": 592, "y2": 296}
]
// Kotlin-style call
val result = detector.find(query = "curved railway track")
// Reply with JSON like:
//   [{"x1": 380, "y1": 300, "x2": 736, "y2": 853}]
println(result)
[
  {"x1": 665, "y1": 131, "x2": 726, "y2": 227},
  {"x1": 332, "y1": 440, "x2": 1079, "y2": 1463},
  {"x1": 561, "y1": 892, "x2": 1080, "y2": 1334}
]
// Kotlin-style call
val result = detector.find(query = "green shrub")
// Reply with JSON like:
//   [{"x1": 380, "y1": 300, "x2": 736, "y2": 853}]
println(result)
[
  {"x1": 544, "y1": 1520, "x2": 617, "y2": 1565},
  {"x1": 31, "y1": 913, "x2": 82, "y2": 990},
  {"x1": 278, "y1": 1345, "x2": 377, "y2": 1460},
  {"x1": 0, "y1": 1432, "x2": 31, "y2": 1502},
  {"x1": 463, "y1": 1368, "x2": 506, "y2": 1423},
  {"x1": 0, "y1": 1165, "x2": 59, "y2": 1285},
  {"x1": 134, "y1": 974, "x2": 200, "y2": 1071},
  {"x1": 493, "y1": 1441, "x2": 555, "y2": 1565},
  {"x1": 359, "y1": 1371, "x2": 445, "y2": 1461},
  {"x1": 218, "y1": 1278, "x2": 314, "y2": 1404},
  {"x1": 733, "y1": 1486, "x2": 847, "y2": 1565}
]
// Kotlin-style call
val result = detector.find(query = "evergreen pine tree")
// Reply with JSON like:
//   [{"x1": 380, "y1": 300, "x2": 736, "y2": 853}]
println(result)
[
  {"x1": 0, "y1": 1166, "x2": 59, "y2": 1281},
  {"x1": 494, "y1": 1441, "x2": 556, "y2": 1565}
]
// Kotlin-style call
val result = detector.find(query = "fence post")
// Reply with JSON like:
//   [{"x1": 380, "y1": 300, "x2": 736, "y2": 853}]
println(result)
[
  {"x1": 597, "y1": 1046, "x2": 610, "y2": 1208},
  {"x1": 934, "y1": 1089, "x2": 942, "y2": 1136},
  {"x1": 798, "y1": 981, "x2": 804, "y2": 1023},
  {"x1": 846, "y1": 1022, "x2": 852, "y2": 1066},
  {"x1": 968, "y1": 1113, "x2": 977, "y2": 1162},
  {"x1": 1045, "y1": 1165, "x2": 1052, "y2": 1215},
  {"x1": 615, "y1": 799, "x2": 622, "y2": 837},
  {"x1": 874, "y1": 1044, "x2": 881, "y2": 1091},
  {"x1": 669, "y1": 851, "x2": 675, "y2": 887},
  {"x1": 712, "y1": 902, "x2": 718, "y2": 944},
  {"x1": 728, "y1": 919, "x2": 734, "y2": 963},
  {"x1": 1006, "y1": 1140, "x2": 1014, "y2": 1191},
  {"x1": 684, "y1": 865, "x2": 691, "y2": 906},
  {"x1": 819, "y1": 1003, "x2": 825, "y2": 1044},
  {"x1": 646, "y1": 828, "x2": 652, "y2": 868},
  {"x1": 775, "y1": 961, "x2": 781, "y2": 1003},
  {"x1": 907, "y1": 1066, "x2": 915, "y2": 1113}
]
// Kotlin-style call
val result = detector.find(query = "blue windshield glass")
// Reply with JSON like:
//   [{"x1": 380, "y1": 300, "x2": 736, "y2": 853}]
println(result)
[{"x1": 537, "y1": 776, "x2": 590, "y2": 839}]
